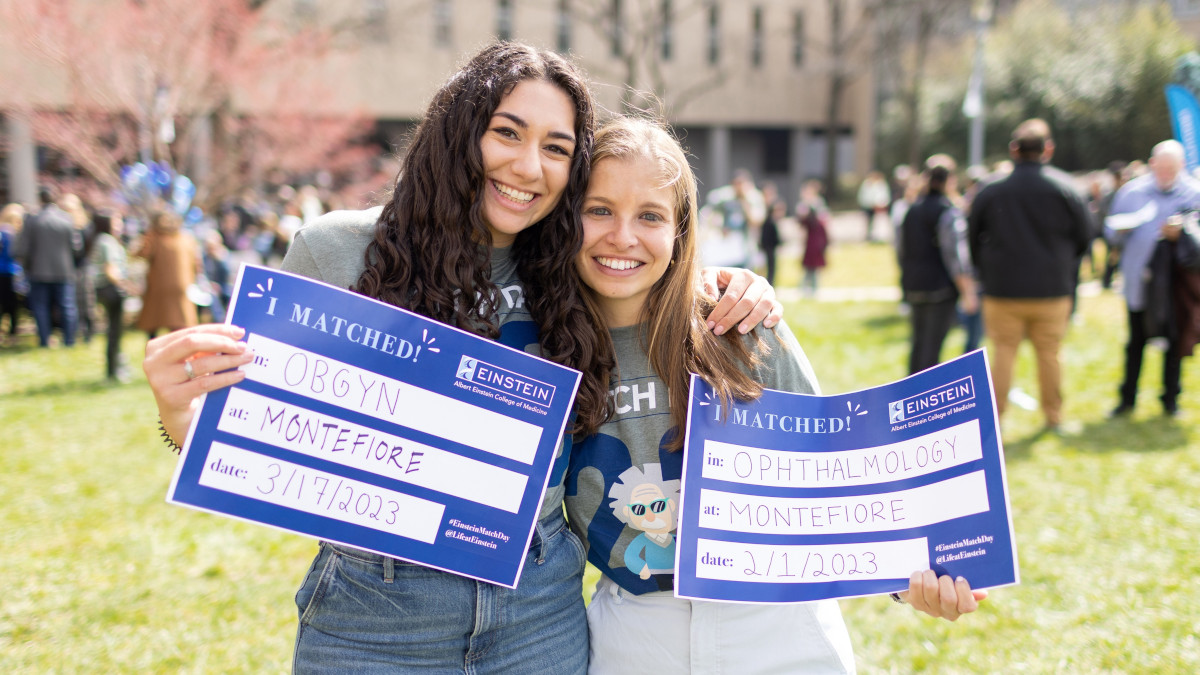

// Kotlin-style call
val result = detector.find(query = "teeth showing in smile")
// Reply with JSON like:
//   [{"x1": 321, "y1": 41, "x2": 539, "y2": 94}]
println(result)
[
  {"x1": 596, "y1": 257, "x2": 643, "y2": 271},
  {"x1": 494, "y1": 182, "x2": 535, "y2": 204}
]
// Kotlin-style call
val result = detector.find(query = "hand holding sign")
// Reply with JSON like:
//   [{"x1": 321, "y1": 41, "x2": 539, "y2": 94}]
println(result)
[
  {"x1": 900, "y1": 570, "x2": 987, "y2": 621},
  {"x1": 675, "y1": 351, "x2": 1018, "y2": 604},
  {"x1": 167, "y1": 265, "x2": 581, "y2": 588},
  {"x1": 144, "y1": 324, "x2": 256, "y2": 445}
]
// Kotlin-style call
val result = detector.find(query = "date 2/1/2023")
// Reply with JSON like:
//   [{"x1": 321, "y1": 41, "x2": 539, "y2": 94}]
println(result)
[
  {"x1": 695, "y1": 543, "x2": 907, "y2": 583},
  {"x1": 740, "y1": 548, "x2": 879, "y2": 580},
  {"x1": 257, "y1": 462, "x2": 402, "y2": 525}
]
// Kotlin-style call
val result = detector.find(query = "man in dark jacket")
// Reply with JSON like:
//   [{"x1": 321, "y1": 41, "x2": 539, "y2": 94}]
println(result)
[
  {"x1": 968, "y1": 119, "x2": 1092, "y2": 432},
  {"x1": 898, "y1": 156, "x2": 977, "y2": 375},
  {"x1": 14, "y1": 187, "x2": 82, "y2": 347}
]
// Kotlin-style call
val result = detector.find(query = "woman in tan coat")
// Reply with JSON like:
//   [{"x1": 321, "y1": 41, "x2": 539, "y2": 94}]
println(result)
[{"x1": 136, "y1": 210, "x2": 198, "y2": 338}]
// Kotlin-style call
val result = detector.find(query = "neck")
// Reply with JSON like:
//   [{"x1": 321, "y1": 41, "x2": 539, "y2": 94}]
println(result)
[
  {"x1": 597, "y1": 305, "x2": 638, "y2": 329},
  {"x1": 597, "y1": 299, "x2": 644, "y2": 329}
]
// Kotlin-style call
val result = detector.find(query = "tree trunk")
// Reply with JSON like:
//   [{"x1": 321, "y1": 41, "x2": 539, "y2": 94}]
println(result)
[
  {"x1": 905, "y1": 7, "x2": 935, "y2": 170},
  {"x1": 824, "y1": 0, "x2": 846, "y2": 202}
]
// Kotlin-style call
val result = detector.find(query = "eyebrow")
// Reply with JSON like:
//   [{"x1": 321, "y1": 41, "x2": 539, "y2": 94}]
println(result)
[
  {"x1": 494, "y1": 111, "x2": 576, "y2": 144},
  {"x1": 584, "y1": 195, "x2": 673, "y2": 214}
]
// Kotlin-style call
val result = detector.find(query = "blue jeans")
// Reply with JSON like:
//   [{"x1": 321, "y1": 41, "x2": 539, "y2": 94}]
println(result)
[
  {"x1": 292, "y1": 511, "x2": 587, "y2": 674},
  {"x1": 28, "y1": 280, "x2": 77, "y2": 347}
]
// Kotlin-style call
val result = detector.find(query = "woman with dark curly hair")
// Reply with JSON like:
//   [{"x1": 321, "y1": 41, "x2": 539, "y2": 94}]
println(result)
[{"x1": 143, "y1": 42, "x2": 779, "y2": 672}]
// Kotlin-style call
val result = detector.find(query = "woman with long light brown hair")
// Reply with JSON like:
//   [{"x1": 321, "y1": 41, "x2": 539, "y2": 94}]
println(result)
[{"x1": 566, "y1": 117, "x2": 986, "y2": 673}]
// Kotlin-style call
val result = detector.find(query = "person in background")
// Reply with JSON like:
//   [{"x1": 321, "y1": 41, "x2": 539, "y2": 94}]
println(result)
[
  {"x1": 1104, "y1": 140, "x2": 1200, "y2": 418},
  {"x1": 890, "y1": 164, "x2": 913, "y2": 214},
  {"x1": 0, "y1": 203, "x2": 25, "y2": 345},
  {"x1": 797, "y1": 179, "x2": 830, "y2": 298},
  {"x1": 705, "y1": 169, "x2": 765, "y2": 268},
  {"x1": 897, "y1": 155, "x2": 977, "y2": 375},
  {"x1": 279, "y1": 198, "x2": 305, "y2": 240},
  {"x1": 566, "y1": 116, "x2": 985, "y2": 674},
  {"x1": 758, "y1": 181, "x2": 785, "y2": 285},
  {"x1": 91, "y1": 211, "x2": 132, "y2": 382},
  {"x1": 1095, "y1": 161, "x2": 1129, "y2": 290},
  {"x1": 15, "y1": 186, "x2": 81, "y2": 348},
  {"x1": 201, "y1": 230, "x2": 233, "y2": 323},
  {"x1": 62, "y1": 193, "x2": 97, "y2": 343},
  {"x1": 255, "y1": 211, "x2": 292, "y2": 268},
  {"x1": 968, "y1": 119, "x2": 1092, "y2": 433},
  {"x1": 136, "y1": 210, "x2": 199, "y2": 339},
  {"x1": 957, "y1": 166, "x2": 989, "y2": 353},
  {"x1": 857, "y1": 169, "x2": 891, "y2": 243}
]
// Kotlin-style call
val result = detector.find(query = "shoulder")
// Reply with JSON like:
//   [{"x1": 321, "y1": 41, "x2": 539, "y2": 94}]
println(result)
[
  {"x1": 738, "y1": 321, "x2": 820, "y2": 396},
  {"x1": 1039, "y1": 165, "x2": 1085, "y2": 196},
  {"x1": 1178, "y1": 176, "x2": 1200, "y2": 200},
  {"x1": 293, "y1": 207, "x2": 382, "y2": 244},
  {"x1": 973, "y1": 177, "x2": 1007, "y2": 203},
  {"x1": 1112, "y1": 175, "x2": 1155, "y2": 204},
  {"x1": 284, "y1": 207, "x2": 383, "y2": 287}
]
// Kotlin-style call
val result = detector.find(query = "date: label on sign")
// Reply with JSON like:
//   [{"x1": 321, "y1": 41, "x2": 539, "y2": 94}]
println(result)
[
  {"x1": 199, "y1": 442, "x2": 445, "y2": 543},
  {"x1": 694, "y1": 537, "x2": 929, "y2": 584}
]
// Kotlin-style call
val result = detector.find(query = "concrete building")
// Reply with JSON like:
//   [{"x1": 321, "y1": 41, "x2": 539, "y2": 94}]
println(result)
[{"x1": 0, "y1": 0, "x2": 878, "y2": 206}]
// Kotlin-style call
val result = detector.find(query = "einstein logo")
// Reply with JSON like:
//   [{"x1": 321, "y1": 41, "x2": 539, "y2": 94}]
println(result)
[
  {"x1": 454, "y1": 356, "x2": 556, "y2": 407},
  {"x1": 457, "y1": 356, "x2": 479, "y2": 381},
  {"x1": 889, "y1": 377, "x2": 975, "y2": 425}
]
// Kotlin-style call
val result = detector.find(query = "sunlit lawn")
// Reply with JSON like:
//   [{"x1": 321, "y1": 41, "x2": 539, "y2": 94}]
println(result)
[{"x1": 2, "y1": 241, "x2": 1197, "y2": 672}]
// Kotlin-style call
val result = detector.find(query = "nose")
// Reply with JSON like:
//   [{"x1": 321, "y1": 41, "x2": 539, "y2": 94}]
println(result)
[
  {"x1": 510, "y1": 140, "x2": 543, "y2": 182},
  {"x1": 606, "y1": 216, "x2": 637, "y2": 249}
]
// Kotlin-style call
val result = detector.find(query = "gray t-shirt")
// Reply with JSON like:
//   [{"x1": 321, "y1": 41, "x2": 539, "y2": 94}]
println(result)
[
  {"x1": 565, "y1": 320, "x2": 819, "y2": 595},
  {"x1": 281, "y1": 207, "x2": 568, "y2": 521}
]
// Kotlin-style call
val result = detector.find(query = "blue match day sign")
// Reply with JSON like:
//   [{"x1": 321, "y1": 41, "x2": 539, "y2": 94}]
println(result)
[
  {"x1": 167, "y1": 265, "x2": 581, "y2": 588},
  {"x1": 675, "y1": 351, "x2": 1018, "y2": 603}
]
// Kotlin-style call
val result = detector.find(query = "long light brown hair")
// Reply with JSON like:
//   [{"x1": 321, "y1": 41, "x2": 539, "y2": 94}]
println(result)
[{"x1": 580, "y1": 117, "x2": 764, "y2": 449}]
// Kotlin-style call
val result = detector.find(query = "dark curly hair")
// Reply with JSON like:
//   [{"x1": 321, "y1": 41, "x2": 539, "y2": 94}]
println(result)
[{"x1": 354, "y1": 42, "x2": 614, "y2": 436}]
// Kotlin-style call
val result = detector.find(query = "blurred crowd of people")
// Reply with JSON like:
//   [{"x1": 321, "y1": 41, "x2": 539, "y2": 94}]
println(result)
[
  {"x1": 694, "y1": 119, "x2": 1200, "y2": 430},
  {"x1": 0, "y1": 182, "x2": 333, "y2": 382}
]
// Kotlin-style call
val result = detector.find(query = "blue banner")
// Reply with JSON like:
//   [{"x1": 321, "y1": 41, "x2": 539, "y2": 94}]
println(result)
[
  {"x1": 1166, "y1": 83, "x2": 1200, "y2": 173},
  {"x1": 167, "y1": 265, "x2": 581, "y2": 588},
  {"x1": 674, "y1": 350, "x2": 1018, "y2": 603}
]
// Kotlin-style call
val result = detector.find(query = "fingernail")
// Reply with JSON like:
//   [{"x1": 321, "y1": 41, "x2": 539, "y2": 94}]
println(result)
[
  {"x1": 956, "y1": 576, "x2": 966, "y2": 583},
  {"x1": 713, "y1": 325, "x2": 725, "y2": 336},
  {"x1": 739, "y1": 324, "x2": 750, "y2": 334},
  {"x1": 706, "y1": 320, "x2": 716, "y2": 330}
]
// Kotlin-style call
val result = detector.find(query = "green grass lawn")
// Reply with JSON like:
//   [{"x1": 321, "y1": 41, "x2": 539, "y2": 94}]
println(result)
[{"x1": 2, "y1": 251, "x2": 1198, "y2": 672}]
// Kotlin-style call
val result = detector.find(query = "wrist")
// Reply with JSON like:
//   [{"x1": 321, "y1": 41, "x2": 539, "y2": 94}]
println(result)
[{"x1": 158, "y1": 417, "x2": 183, "y2": 454}]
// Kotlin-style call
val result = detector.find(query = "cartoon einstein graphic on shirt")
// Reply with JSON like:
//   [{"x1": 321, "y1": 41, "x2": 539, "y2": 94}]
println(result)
[{"x1": 609, "y1": 464, "x2": 680, "y2": 580}]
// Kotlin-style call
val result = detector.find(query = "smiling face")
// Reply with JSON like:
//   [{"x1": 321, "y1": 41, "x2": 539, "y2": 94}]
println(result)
[
  {"x1": 576, "y1": 155, "x2": 678, "y2": 327},
  {"x1": 479, "y1": 79, "x2": 577, "y2": 248}
]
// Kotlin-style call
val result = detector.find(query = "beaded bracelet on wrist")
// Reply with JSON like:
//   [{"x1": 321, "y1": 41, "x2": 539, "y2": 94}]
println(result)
[{"x1": 158, "y1": 418, "x2": 183, "y2": 455}]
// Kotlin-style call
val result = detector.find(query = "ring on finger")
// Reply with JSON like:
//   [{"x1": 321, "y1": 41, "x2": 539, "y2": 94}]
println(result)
[{"x1": 184, "y1": 360, "x2": 196, "y2": 381}]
